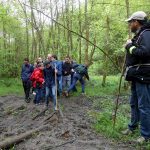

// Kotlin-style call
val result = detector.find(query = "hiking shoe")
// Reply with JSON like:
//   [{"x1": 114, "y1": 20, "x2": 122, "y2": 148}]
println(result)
[
  {"x1": 25, "y1": 97, "x2": 30, "y2": 103},
  {"x1": 54, "y1": 106, "x2": 58, "y2": 111},
  {"x1": 121, "y1": 129, "x2": 133, "y2": 135},
  {"x1": 64, "y1": 91, "x2": 69, "y2": 97},
  {"x1": 136, "y1": 136, "x2": 147, "y2": 144},
  {"x1": 32, "y1": 91, "x2": 36, "y2": 95},
  {"x1": 81, "y1": 92, "x2": 86, "y2": 96}
]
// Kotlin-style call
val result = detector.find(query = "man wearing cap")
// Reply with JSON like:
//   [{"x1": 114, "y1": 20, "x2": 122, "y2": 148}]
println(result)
[{"x1": 122, "y1": 11, "x2": 150, "y2": 143}]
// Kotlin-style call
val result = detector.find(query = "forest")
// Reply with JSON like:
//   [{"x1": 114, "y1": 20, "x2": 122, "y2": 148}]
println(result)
[
  {"x1": 0, "y1": 0, "x2": 149, "y2": 79},
  {"x1": 0, "y1": 0, "x2": 150, "y2": 149}
]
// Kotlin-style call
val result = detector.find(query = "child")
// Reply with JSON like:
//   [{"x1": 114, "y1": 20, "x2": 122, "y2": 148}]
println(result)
[{"x1": 30, "y1": 63, "x2": 44, "y2": 105}]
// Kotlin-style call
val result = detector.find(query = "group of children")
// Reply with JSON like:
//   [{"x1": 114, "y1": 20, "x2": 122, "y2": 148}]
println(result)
[{"x1": 21, "y1": 54, "x2": 89, "y2": 110}]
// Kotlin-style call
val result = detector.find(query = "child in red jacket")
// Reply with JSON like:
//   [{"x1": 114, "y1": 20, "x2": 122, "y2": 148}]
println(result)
[{"x1": 30, "y1": 63, "x2": 44, "y2": 104}]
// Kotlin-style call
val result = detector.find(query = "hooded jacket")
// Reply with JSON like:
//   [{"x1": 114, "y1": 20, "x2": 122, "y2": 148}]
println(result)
[{"x1": 30, "y1": 68, "x2": 44, "y2": 88}]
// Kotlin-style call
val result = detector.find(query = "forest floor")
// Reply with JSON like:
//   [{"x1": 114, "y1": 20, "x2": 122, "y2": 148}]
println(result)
[{"x1": 0, "y1": 95, "x2": 135, "y2": 150}]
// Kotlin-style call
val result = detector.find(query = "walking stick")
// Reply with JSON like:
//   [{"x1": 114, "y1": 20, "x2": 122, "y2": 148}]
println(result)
[
  {"x1": 54, "y1": 64, "x2": 64, "y2": 120},
  {"x1": 55, "y1": 64, "x2": 58, "y2": 111},
  {"x1": 112, "y1": 53, "x2": 127, "y2": 128}
]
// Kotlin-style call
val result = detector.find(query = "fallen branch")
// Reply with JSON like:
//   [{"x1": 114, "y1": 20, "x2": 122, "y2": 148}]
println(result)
[
  {"x1": 44, "y1": 138, "x2": 76, "y2": 150},
  {"x1": 32, "y1": 107, "x2": 48, "y2": 120},
  {"x1": 43, "y1": 111, "x2": 56, "y2": 123},
  {"x1": 0, "y1": 125, "x2": 49, "y2": 149}
]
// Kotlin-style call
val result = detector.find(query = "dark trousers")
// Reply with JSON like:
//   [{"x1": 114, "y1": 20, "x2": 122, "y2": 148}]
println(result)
[
  {"x1": 35, "y1": 87, "x2": 42, "y2": 104},
  {"x1": 71, "y1": 73, "x2": 77, "y2": 92},
  {"x1": 128, "y1": 81, "x2": 150, "y2": 139},
  {"x1": 22, "y1": 80, "x2": 31, "y2": 99},
  {"x1": 67, "y1": 77, "x2": 85, "y2": 93}
]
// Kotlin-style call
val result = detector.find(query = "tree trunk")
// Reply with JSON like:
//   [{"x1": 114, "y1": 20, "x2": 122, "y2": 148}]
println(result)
[
  {"x1": 18, "y1": 0, "x2": 30, "y2": 58},
  {"x1": 29, "y1": 0, "x2": 37, "y2": 60},
  {"x1": 78, "y1": 0, "x2": 82, "y2": 63},
  {"x1": 102, "y1": 16, "x2": 110, "y2": 87},
  {"x1": 65, "y1": 0, "x2": 70, "y2": 55},
  {"x1": 84, "y1": 0, "x2": 89, "y2": 65},
  {"x1": 125, "y1": 0, "x2": 131, "y2": 38},
  {"x1": 50, "y1": 0, "x2": 55, "y2": 52}
]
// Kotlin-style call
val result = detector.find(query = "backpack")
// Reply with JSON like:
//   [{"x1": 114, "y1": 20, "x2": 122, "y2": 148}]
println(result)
[{"x1": 75, "y1": 65, "x2": 87, "y2": 74}]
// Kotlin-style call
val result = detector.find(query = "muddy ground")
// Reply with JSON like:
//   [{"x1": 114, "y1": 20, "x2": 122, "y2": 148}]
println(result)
[{"x1": 0, "y1": 95, "x2": 135, "y2": 150}]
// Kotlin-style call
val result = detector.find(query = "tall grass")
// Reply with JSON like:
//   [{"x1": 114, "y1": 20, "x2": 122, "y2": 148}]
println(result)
[{"x1": 0, "y1": 78, "x2": 23, "y2": 96}]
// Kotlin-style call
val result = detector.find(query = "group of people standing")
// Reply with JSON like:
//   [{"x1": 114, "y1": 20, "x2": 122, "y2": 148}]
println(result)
[{"x1": 21, "y1": 54, "x2": 89, "y2": 110}]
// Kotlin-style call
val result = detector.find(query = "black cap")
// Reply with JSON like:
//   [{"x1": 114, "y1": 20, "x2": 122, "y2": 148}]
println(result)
[{"x1": 44, "y1": 60, "x2": 50, "y2": 66}]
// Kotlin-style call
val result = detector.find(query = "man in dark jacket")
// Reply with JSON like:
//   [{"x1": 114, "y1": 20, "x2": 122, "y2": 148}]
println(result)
[
  {"x1": 21, "y1": 58, "x2": 34, "y2": 102},
  {"x1": 62, "y1": 56, "x2": 72, "y2": 91},
  {"x1": 43, "y1": 60, "x2": 57, "y2": 110},
  {"x1": 122, "y1": 11, "x2": 150, "y2": 143}
]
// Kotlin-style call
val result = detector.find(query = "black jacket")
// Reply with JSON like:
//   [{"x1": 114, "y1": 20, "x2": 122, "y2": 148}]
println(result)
[
  {"x1": 125, "y1": 21, "x2": 150, "y2": 83},
  {"x1": 126, "y1": 21, "x2": 150, "y2": 66},
  {"x1": 62, "y1": 62, "x2": 72, "y2": 76},
  {"x1": 43, "y1": 66, "x2": 55, "y2": 87}
]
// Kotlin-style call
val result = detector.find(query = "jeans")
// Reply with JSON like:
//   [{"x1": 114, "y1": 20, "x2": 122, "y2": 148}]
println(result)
[
  {"x1": 71, "y1": 73, "x2": 77, "y2": 92},
  {"x1": 67, "y1": 76, "x2": 85, "y2": 93},
  {"x1": 63, "y1": 75, "x2": 71, "y2": 90},
  {"x1": 45, "y1": 86, "x2": 56, "y2": 108},
  {"x1": 128, "y1": 81, "x2": 150, "y2": 139},
  {"x1": 22, "y1": 80, "x2": 31, "y2": 99},
  {"x1": 57, "y1": 76, "x2": 62, "y2": 95},
  {"x1": 41, "y1": 83, "x2": 46, "y2": 102},
  {"x1": 35, "y1": 88, "x2": 42, "y2": 104}
]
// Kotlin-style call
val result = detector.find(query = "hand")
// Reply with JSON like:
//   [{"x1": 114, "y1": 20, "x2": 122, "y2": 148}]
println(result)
[
  {"x1": 55, "y1": 69, "x2": 58, "y2": 73},
  {"x1": 42, "y1": 81, "x2": 45, "y2": 84},
  {"x1": 124, "y1": 39, "x2": 132, "y2": 48},
  {"x1": 71, "y1": 69, "x2": 74, "y2": 72}
]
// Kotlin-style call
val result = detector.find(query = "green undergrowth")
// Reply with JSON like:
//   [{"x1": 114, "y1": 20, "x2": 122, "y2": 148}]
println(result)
[
  {"x1": 0, "y1": 78, "x2": 23, "y2": 96},
  {"x1": 72, "y1": 75, "x2": 130, "y2": 97},
  {"x1": 88, "y1": 97, "x2": 129, "y2": 138},
  {"x1": 73, "y1": 75, "x2": 150, "y2": 149},
  {"x1": 88, "y1": 96, "x2": 150, "y2": 149}
]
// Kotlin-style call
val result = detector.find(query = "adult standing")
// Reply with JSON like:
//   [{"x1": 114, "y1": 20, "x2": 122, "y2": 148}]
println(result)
[
  {"x1": 43, "y1": 60, "x2": 57, "y2": 110},
  {"x1": 51, "y1": 54, "x2": 63, "y2": 96},
  {"x1": 122, "y1": 11, "x2": 150, "y2": 143},
  {"x1": 62, "y1": 56, "x2": 72, "y2": 91},
  {"x1": 21, "y1": 58, "x2": 34, "y2": 103}
]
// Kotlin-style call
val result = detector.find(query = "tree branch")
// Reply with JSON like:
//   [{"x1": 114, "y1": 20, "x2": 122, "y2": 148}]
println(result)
[{"x1": 23, "y1": 3, "x2": 121, "y2": 72}]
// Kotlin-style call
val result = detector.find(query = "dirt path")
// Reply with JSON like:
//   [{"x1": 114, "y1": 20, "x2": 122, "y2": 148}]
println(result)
[{"x1": 0, "y1": 95, "x2": 134, "y2": 150}]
